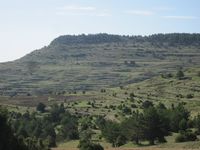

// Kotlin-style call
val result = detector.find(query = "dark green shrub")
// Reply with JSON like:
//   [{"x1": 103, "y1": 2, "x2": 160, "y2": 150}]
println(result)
[
  {"x1": 175, "y1": 131, "x2": 197, "y2": 143},
  {"x1": 175, "y1": 134, "x2": 186, "y2": 142},
  {"x1": 176, "y1": 94, "x2": 184, "y2": 98},
  {"x1": 115, "y1": 135, "x2": 127, "y2": 147},
  {"x1": 185, "y1": 132, "x2": 197, "y2": 141},
  {"x1": 122, "y1": 106, "x2": 131, "y2": 115},
  {"x1": 179, "y1": 119, "x2": 188, "y2": 131},
  {"x1": 79, "y1": 142, "x2": 104, "y2": 150},
  {"x1": 186, "y1": 94, "x2": 194, "y2": 99},
  {"x1": 197, "y1": 71, "x2": 200, "y2": 77},
  {"x1": 161, "y1": 73, "x2": 173, "y2": 78},
  {"x1": 131, "y1": 104, "x2": 137, "y2": 108},
  {"x1": 100, "y1": 89, "x2": 106, "y2": 93},
  {"x1": 142, "y1": 100, "x2": 153, "y2": 109},
  {"x1": 36, "y1": 103, "x2": 46, "y2": 113},
  {"x1": 78, "y1": 129, "x2": 104, "y2": 150},
  {"x1": 91, "y1": 143, "x2": 104, "y2": 150},
  {"x1": 176, "y1": 70, "x2": 184, "y2": 79}
]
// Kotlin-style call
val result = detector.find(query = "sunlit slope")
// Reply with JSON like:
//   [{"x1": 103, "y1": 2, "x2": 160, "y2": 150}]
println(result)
[{"x1": 0, "y1": 33, "x2": 200, "y2": 96}]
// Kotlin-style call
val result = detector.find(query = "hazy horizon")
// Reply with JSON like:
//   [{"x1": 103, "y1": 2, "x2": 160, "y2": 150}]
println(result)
[{"x1": 1, "y1": 0, "x2": 200, "y2": 62}]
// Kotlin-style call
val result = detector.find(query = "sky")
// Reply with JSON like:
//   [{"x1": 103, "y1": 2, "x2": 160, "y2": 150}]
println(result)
[{"x1": 0, "y1": 0, "x2": 200, "y2": 62}]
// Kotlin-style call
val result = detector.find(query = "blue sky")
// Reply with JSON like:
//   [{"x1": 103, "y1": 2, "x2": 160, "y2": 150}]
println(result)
[{"x1": 0, "y1": 0, "x2": 200, "y2": 62}]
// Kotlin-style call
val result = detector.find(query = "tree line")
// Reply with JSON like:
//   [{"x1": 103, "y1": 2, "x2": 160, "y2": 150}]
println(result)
[
  {"x1": 99, "y1": 103, "x2": 200, "y2": 147},
  {"x1": 0, "y1": 103, "x2": 79, "y2": 150},
  {"x1": 50, "y1": 33, "x2": 200, "y2": 46},
  {"x1": 2, "y1": 101, "x2": 200, "y2": 150}
]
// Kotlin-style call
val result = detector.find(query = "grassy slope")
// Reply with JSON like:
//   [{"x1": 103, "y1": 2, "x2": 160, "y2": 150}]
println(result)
[
  {"x1": 1, "y1": 67, "x2": 200, "y2": 150},
  {"x1": 0, "y1": 40, "x2": 200, "y2": 95},
  {"x1": 53, "y1": 134, "x2": 200, "y2": 150},
  {"x1": 51, "y1": 67, "x2": 200, "y2": 150},
  {"x1": 1, "y1": 35, "x2": 200, "y2": 149},
  {"x1": 1, "y1": 67, "x2": 200, "y2": 116}
]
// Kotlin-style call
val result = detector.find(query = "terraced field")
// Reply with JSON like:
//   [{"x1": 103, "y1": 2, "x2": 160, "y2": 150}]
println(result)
[
  {"x1": 1, "y1": 34, "x2": 200, "y2": 150},
  {"x1": 1, "y1": 67, "x2": 200, "y2": 120},
  {"x1": 0, "y1": 34, "x2": 200, "y2": 97}
]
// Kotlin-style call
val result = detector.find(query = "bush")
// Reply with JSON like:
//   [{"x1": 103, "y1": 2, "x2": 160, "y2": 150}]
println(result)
[
  {"x1": 91, "y1": 143, "x2": 104, "y2": 150},
  {"x1": 175, "y1": 134, "x2": 186, "y2": 142},
  {"x1": 161, "y1": 73, "x2": 173, "y2": 79},
  {"x1": 176, "y1": 70, "x2": 184, "y2": 79},
  {"x1": 186, "y1": 132, "x2": 197, "y2": 141},
  {"x1": 175, "y1": 131, "x2": 197, "y2": 143},
  {"x1": 100, "y1": 89, "x2": 106, "y2": 93},
  {"x1": 36, "y1": 103, "x2": 46, "y2": 113},
  {"x1": 186, "y1": 94, "x2": 194, "y2": 99},
  {"x1": 79, "y1": 142, "x2": 104, "y2": 150},
  {"x1": 131, "y1": 104, "x2": 137, "y2": 108},
  {"x1": 176, "y1": 94, "x2": 184, "y2": 98},
  {"x1": 115, "y1": 135, "x2": 127, "y2": 147},
  {"x1": 122, "y1": 106, "x2": 131, "y2": 115},
  {"x1": 197, "y1": 71, "x2": 200, "y2": 77},
  {"x1": 78, "y1": 129, "x2": 104, "y2": 150},
  {"x1": 142, "y1": 100, "x2": 153, "y2": 109},
  {"x1": 129, "y1": 93, "x2": 135, "y2": 101},
  {"x1": 179, "y1": 119, "x2": 188, "y2": 131}
]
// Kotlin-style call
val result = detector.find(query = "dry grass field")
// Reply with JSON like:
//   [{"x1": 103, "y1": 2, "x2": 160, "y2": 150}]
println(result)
[{"x1": 52, "y1": 148, "x2": 200, "y2": 150}]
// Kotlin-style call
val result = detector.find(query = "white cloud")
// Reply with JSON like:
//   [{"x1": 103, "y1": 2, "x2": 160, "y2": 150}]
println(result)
[
  {"x1": 125, "y1": 10, "x2": 155, "y2": 16},
  {"x1": 163, "y1": 15, "x2": 199, "y2": 20},
  {"x1": 58, "y1": 5, "x2": 96, "y2": 11},
  {"x1": 95, "y1": 10, "x2": 112, "y2": 17},
  {"x1": 56, "y1": 5, "x2": 111, "y2": 17},
  {"x1": 153, "y1": 7, "x2": 175, "y2": 11},
  {"x1": 96, "y1": 13, "x2": 111, "y2": 17}
]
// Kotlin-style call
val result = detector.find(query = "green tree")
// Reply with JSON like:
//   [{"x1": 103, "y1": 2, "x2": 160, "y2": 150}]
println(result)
[
  {"x1": 143, "y1": 107, "x2": 170, "y2": 145},
  {"x1": 78, "y1": 130, "x2": 104, "y2": 150},
  {"x1": 179, "y1": 119, "x2": 188, "y2": 131},
  {"x1": 59, "y1": 115, "x2": 79, "y2": 140},
  {"x1": 194, "y1": 114, "x2": 200, "y2": 133},
  {"x1": 49, "y1": 103, "x2": 65, "y2": 122},
  {"x1": 101, "y1": 121, "x2": 126, "y2": 147},
  {"x1": 169, "y1": 103, "x2": 190, "y2": 132},
  {"x1": 36, "y1": 103, "x2": 46, "y2": 113},
  {"x1": 142, "y1": 100, "x2": 153, "y2": 109},
  {"x1": 176, "y1": 70, "x2": 184, "y2": 79},
  {"x1": 0, "y1": 107, "x2": 28, "y2": 150},
  {"x1": 121, "y1": 111, "x2": 144, "y2": 144}
]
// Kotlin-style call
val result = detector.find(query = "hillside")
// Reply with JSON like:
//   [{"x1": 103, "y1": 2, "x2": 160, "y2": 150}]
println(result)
[
  {"x1": 0, "y1": 33, "x2": 200, "y2": 96},
  {"x1": 1, "y1": 33, "x2": 200, "y2": 150},
  {"x1": 2, "y1": 67, "x2": 200, "y2": 150}
]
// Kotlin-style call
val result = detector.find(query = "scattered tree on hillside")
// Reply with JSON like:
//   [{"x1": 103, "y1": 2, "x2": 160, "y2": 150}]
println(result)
[
  {"x1": 176, "y1": 70, "x2": 184, "y2": 79},
  {"x1": 142, "y1": 106, "x2": 170, "y2": 145},
  {"x1": 0, "y1": 107, "x2": 28, "y2": 150},
  {"x1": 101, "y1": 121, "x2": 126, "y2": 147},
  {"x1": 78, "y1": 129, "x2": 104, "y2": 150},
  {"x1": 36, "y1": 103, "x2": 46, "y2": 113},
  {"x1": 169, "y1": 103, "x2": 190, "y2": 132},
  {"x1": 121, "y1": 111, "x2": 144, "y2": 144}
]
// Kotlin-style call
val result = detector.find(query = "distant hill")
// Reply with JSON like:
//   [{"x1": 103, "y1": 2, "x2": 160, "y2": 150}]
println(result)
[
  {"x1": 50, "y1": 33, "x2": 127, "y2": 45},
  {"x1": 51, "y1": 33, "x2": 200, "y2": 46},
  {"x1": 0, "y1": 33, "x2": 200, "y2": 96}
]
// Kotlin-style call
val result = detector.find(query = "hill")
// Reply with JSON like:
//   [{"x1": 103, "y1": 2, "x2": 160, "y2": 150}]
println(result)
[
  {"x1": 0, "y1": 33, "x2": 200, "y2": 96},
  {"x1": 1, "y1": 33, "x2": 200, "y2": 150}
]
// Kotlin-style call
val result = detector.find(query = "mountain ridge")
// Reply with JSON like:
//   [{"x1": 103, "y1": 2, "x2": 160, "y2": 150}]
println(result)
[
  {"x1": 50, "y1": 33, "x2": 200, "y2": 46},
  {"x1": 0, "y1": 33, "x2": 200, "y2": 96}
]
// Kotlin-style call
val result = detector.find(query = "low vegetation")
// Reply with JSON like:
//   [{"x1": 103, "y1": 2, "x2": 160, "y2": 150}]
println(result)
[
  {"x1": 2, "y1": 98, "x2": 200, "y2": 150},
  {"x1": 1, "y1": 34, "x2": 200, "y2": 150}
]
